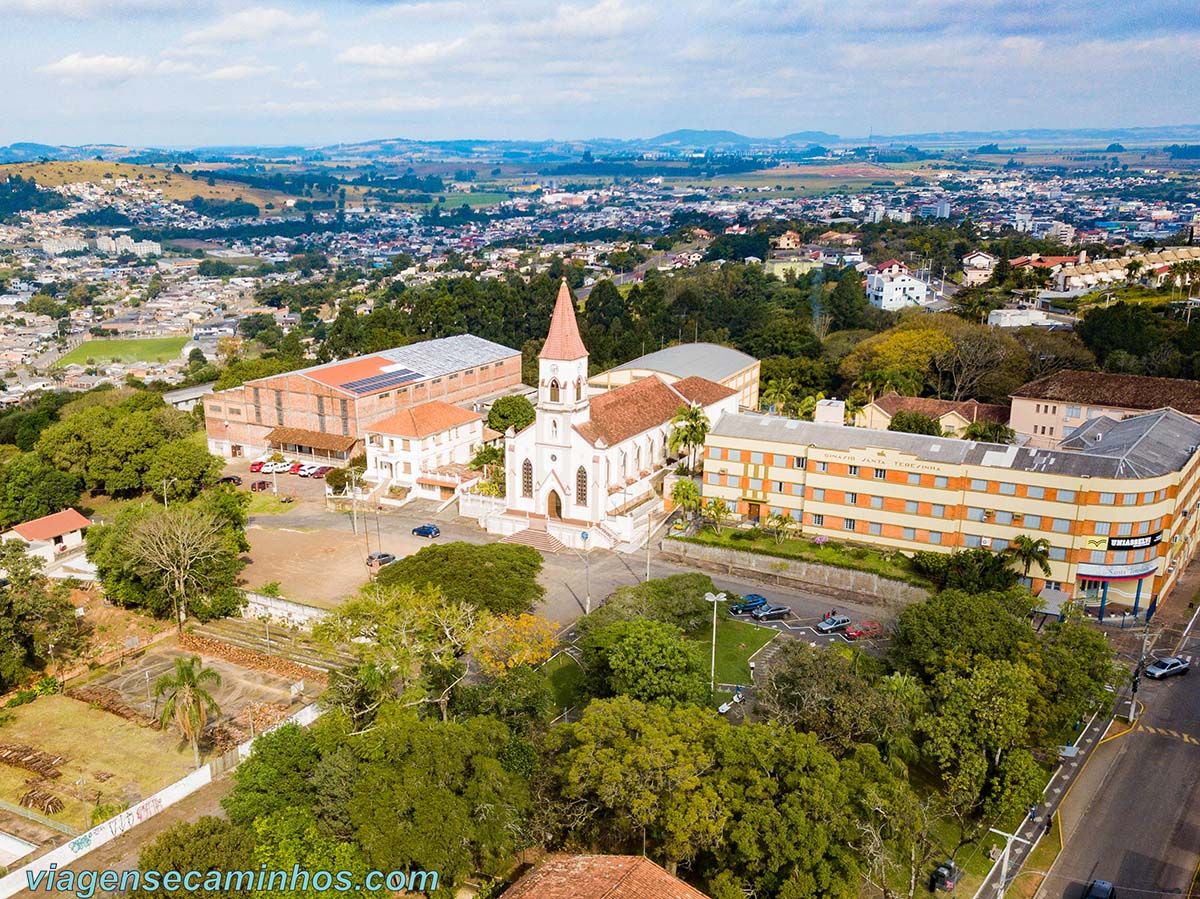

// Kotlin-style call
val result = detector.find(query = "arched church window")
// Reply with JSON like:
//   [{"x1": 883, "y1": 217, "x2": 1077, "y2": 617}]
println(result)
[
  {"x1": 522, "y1": 459, "x2": 533, "y2": 497},
  {"x1": 575, "y1": 380, "x2": 582, "y2": 401},
  {"x1": 551, "y1": 420, "x2": 558, "y2": 440},
  {"x1": 576, "y1": 467, "x2": 588, "y2": 505},
  {"x1": 549, "y1": 379, "x2": 560, "y2": 403}
]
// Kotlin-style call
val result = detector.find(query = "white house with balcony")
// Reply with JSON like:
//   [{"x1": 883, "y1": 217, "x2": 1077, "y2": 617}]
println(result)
[
  {"x1": 363, "y1": 401, "x2": 484, "y2": 501},
  {"x1": 867, "y1": 271, "x2": 929, "y2": 311}
]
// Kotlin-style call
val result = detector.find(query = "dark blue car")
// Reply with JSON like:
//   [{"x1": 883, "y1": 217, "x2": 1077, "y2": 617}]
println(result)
[
  {"x1": 412, "y1": 524, "x2": 441, "y2": 538},
  {"x1": 729, "y1": 594, "x2": 768, "y2": 615}
]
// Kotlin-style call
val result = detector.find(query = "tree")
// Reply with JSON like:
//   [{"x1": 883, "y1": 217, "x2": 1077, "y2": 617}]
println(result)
[
  {"x1": 827, "y1": 268, "x2": 869, "y2": 331},
  {"x1": 375, "y1": 542, "x2": 544, "y2": 615},
  {"x1": 1004, "y1": 534, "x2": 1052, "y2": 578},
  {"x1": 584, "y1": 279, "x2": 625, "y2": 329},
  {"x1": 138, "y1": 818, "x2": 256, "y2": 899},
  {"x1": 578, "y1": 573, "x2": 714, "y2": 635},
  {"x1": 0, "y1": 541, "x2": 88, "y2": 691},
  {"x1": 223, "y1": 722, "x2": 320, "y2": 826},
  {"x1": 580, "y1": 619, "x2": 709, "y2": 707},
  {"x1": 704, "y1": 497, "x2": 732, "y2": 533},
  {"x1": 765, "y1": 511, "x2": 796, "y2": 544},
  {"x1": 962, "y1": 420, "x2": 1016, "y2": 443},
  {"x1": 887, "y1": 410, "x2": 943, "y2": 436},
  {"x1": 760, "y1": 377, "x2": 796, "y2": 415},
  {"x1": 668, "y1": 404, "x2": 710, "y2": 473},
  {"x1": 145, "y1": 439, "x2": 223, "y2": 503},
  {"x1": 0, "y1": 453, "x2": 81, "y2": 529},
  {"x1": 909, "y1": 547, "x2": 1019, "y2": 593},
  {"x1": 486, "y1": 395, "x2": 535, "y2": 434},
  {"x1": 155, "y1": 655, "x2": 221, "y2": 768},
  {"x1": 1076, "y1": 302, "x2": 1163, "y2": 365},
  {"x1": 475, "y1": 613, "x2": 558, "y2": 675},
  {"x1": 670, "y1": 477, "x2": 702, "y2": 519}
]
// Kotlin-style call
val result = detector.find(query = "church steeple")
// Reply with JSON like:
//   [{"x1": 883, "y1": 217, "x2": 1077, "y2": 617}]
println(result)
[{"x1": 540, "y1": 279, "x2": 588, "y2": 361}]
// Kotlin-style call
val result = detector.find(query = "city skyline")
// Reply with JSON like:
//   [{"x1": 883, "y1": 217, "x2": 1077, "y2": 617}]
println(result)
[{"x1": 3, "y1": 0, "x2": 1197, "y2": 146}]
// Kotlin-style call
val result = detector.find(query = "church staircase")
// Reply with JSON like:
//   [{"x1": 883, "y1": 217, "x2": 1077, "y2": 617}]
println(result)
[{"x1": 500, "y1": 527, "x2": 567, "y2": 554}]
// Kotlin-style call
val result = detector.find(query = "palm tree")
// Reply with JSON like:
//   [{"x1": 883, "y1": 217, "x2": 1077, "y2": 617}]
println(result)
[
  {"x1": 1004, "y1": 534, "x2": 1052, "y2": 579},
  {"x1": 761, "y1": 378, "x2": 796, "y2": 415},
  {"x1": 155, "y1": 655, "x2": 222, "y2": 768},
  {"x1": 669, "y1": 404, "x2": 711, "y2": 474},
  {"x1": 671, "y1": 477, "x2": 702, "y2": 520},
  {"x1": 1124, "y1": 259, "x2": 1144, "y2": 286},
  {"x1": 795, "y1": 392, "x2": 826, "y2": 421},
  {"x1": 704, "y1": 497, "x2": 732, "y2": 534},
  {"x1": 766, "y1": 511, "x2": 796, "y2": 545}
]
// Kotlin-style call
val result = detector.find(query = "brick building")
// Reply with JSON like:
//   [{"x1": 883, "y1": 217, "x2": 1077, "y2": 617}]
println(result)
[
  {"x1": 701, "y1": 409, "x2": 1200, "y2": 617},
  {"x1": 204, "y1": 334, "x2": 521, "y2": 461}
]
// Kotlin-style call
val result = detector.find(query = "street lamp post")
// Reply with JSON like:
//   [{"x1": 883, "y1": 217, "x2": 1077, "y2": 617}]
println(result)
[
  {"x1": 988, "y1": 826, "x2": 1030, "y2": 899},
  {"x1": 703, "y1": 591, "x2": 726, "y2": 692},
  {"x1": 581, "y1": 531, "x2": 591, "y2": 614},
  {"x1": 161, "y1": 477, "x2": 178, "y2": 509}
]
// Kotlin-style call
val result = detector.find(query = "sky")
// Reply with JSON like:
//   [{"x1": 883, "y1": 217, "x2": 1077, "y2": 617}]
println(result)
[{"x1": 2, "y1": 0, "x2": 1198, "y2": 147}]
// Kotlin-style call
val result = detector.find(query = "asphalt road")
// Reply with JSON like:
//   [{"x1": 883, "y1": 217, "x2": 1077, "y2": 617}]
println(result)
[{"x1": 1041, "y1": 623, "x2": 1200, "y2": 899}]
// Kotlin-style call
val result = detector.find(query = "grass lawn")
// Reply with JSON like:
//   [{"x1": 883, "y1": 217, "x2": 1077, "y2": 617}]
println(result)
[
  {"x1": 689, "y1": 614, "x2": 777, "y2": 686},
  {"x1": 56, "y1": 337, "x2": 189, "y2": 367},
  {"x1": 0, "y1": 694, "x2": 195, "y2": 830},
  {"x1": 246, "y1": 493, "x2": 297, "y2": 515},
  {"x1": 1007, "y1": 816, "x2": 1061, "y2": 899},
  {"x1": 542, "y1": 652, "x2": 587, "y2": 713},
  {"x1": 676, "y1": 529, "x2": 931, "y2": 588}
]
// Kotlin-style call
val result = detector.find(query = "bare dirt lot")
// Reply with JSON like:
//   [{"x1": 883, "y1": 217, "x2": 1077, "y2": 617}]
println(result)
[{"x1": 242, "y1": 524, "x2": 371, "y2": 608}]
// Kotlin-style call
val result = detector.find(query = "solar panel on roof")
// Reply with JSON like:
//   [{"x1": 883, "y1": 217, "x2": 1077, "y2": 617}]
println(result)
[{"x1": 341, "y1": 368, "x2": 423, "y2": 395}]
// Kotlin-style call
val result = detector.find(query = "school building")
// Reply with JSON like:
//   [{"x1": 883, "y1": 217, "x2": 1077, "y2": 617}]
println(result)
[{"x1": 700, "y1": 408, "x2": 1200, "y2": 618}]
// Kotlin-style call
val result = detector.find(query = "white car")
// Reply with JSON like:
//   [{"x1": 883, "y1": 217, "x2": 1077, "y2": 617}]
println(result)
[
  {"x1": 1145, "y1": 657, "x2": 1190, "y2": 680},
  {"x1": 298, "y1": 464, "x2": 320, "y2": 477},
  {"x1": 264, "y1": 461, "x2": 290, "y2": 474}
]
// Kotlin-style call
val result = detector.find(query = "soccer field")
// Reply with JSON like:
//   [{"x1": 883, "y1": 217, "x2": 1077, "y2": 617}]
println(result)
[{"x1": 55, "y1": 336, "x2": 189, "y2": 366}]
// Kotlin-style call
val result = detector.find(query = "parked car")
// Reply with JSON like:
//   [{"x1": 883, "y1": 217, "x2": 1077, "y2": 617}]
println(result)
[
  {"x1": 366, "y1": 551, "x2": 397, "y2": 569},
  {"x1": 1145, "y1": 657, "x2": 1190, "y2": 679},
  {"x1": 288, "y1": 463, "x2": 305, "y2": 475},
  {"x1": 751, "y1": 604, "x2": 791, "y2": 621},
  {"x1": 218, "y1": 475, "x2": 242, "y2": 486},
  {"x1": 249, "y1": 461, "x2": 265, "y2": 473},
  {"x1": 250, "y1": 480, "x2": 271, "y2": 492},
  {"x1": 297, "y1": 464, "x2": 319, "y2": 477},
  {"x1": 729, "y1": 594, "x2": 768, "y2": 615},
  {"x1": 412, "y1": 524, "x2": 441, "y2": 538},
  {"x1": 816, "y1": 614, "x2": 852, "y2": 634},
  {"x1": 845, "y1": 620, "x2": 884, "y2": 641},
  {"x1": 312, "y1": 466, "x2": 333, "y2": 478},
  {"x1": 1084, "y1": 881, "x2": 1115, "y2": 899},
  {"x1": 262, "y1": 461, "x2": 287, "y2": 473}
]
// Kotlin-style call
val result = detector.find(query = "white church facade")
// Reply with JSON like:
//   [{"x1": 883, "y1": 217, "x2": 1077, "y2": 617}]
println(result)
[{"x1": 482, "y1": 280, "x2": 739, "y2": 551}]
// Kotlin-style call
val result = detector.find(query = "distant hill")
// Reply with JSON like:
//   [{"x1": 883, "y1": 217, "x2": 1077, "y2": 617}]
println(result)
[{"x1": 643, "y1": 129, "x2": 757, "y2": 148}]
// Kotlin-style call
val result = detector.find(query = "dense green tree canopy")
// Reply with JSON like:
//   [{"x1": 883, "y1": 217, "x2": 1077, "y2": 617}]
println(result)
[{"x1": 375, "y1": 542, "x2": 544, "y2": 614}]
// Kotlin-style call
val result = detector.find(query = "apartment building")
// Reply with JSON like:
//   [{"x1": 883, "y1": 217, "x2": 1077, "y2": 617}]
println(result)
[
  {"x1": 205, "y1": 334, "x2": 520, "y2": 460},
  {"x1": 701, "y1": 409, "x2": 1200, "y2": 617},
  {"x1": 1011, "y1": 370, "x2": 1200, "y2": 448}
]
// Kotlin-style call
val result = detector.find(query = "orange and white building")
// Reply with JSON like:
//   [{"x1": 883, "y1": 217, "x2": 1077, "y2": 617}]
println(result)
[
  {"x1": 701, "y1": 409, "x2": 1200, "y2": 617},
  {"x1": 363, "y1": 401, "x2": 485, "y2": 501}
]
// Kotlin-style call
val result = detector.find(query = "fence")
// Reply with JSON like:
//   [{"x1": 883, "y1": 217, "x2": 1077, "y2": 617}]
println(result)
[
  {"x1": 0, "y1": 703, "x2": 322, "y2": 898},
  {"x1": 242, "y1": 591, "x2": 329, "y2": 628}
]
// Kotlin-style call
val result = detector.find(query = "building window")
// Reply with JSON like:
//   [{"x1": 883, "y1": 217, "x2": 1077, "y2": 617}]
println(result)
[
  {"x1": 903, "y1": 527, "x2": 916, "y2": 541},
  {"x1": 849, "y1": 465, "x2": 860, "y2": 476},
  {"x1": 847, "y1": 492, "x2": 858, "y2": 504},
  {"x1": 811, "y1": 487, "x2": 825, "y2": 501},
  {"x1": 870, "y1": 496, "x2": 883, "y2": 509},
  {"x1": 1143, "y1": 492, "x2": 1154, "y2": 504},
  {"x1": 935, "y1": 476, "x2": 949, "y2": 488},
  {"x1": 992, "y1": 538, "x2": 1009, "y2": 551},
  {"x1": 1048, "y1": 547, "x2": 1067, "y2": 561},
  {"x1": 751, "y1": 451, "x2": 764, "y2": 464},
  {"x1": 339, "y1": 398, "x2": 349, "y2": 436},
  {"x1": 811, "y1": 513, "x2": 824, "y2": 527},
  {"x1": 874, "y1": 468, "x2": 885, "y2": 479},
  {"x1": 1052, "y1": 518, "x2": 1070, "y2": 533},
  {"x1": 1025, "y1": 514, "x2": 1041, "y2": 529},
  {"x1": 999, "y1": 482, "x2": 1017, "y2": 495},
  {"x1": 995, "y1": 510, "x2": 1014, "y2": 525},
  {"x1": 548, "y1": 379, "x2": 560, "y2": 402},
  {"x1": 1090, "y1": 550, "x2": 1106, "y2": 564},
  {"x1": 816, "y1": 461, "x2": 828, "y2": 473},
  {"x1": 795, "y1": 456, "x2": 806, "y2": 469},
  {"x1": 929, "y1": 531, "x2": 942, "y2": 544},
  {"x1": 1067, "y1": 405, "x2": 1081, "y2": 418},
  {"x1": 1117, "y1": 522, "x2": 1132, "y2": 536},
  {"x1": 932, "y1": 504, "x2": 946, "y2": 518},
  {"x1": 844, "y1": 518, "x2": 858, "y2": 531},
  {"x1": 907, "y1": 473, "x2": 921, "y2": 485},
  {"x1": 1058, "y1": 489, "x2": 1076, "y2": 503},
  {"x1": 905, "y1": 500, "x2": 918, "y2": 514},
  {"x1": 1122, "y1": 493, "x2": 1137, "y2": 505},
  {"x1": 707, "y1": 473, "x2": 719, "y2": 485},
  {"x1": 750, "y1": 478, "x2": 763, "y2": 491},
  {"x1": 522, "y1": 459, "x2": 533, "y2": 497},
  {"x1": 869, "y1": 522, "x2": 882, "y2": 536},
  {"x1": 728, "y1": 449, "x2": 741, "y2": 462},
  {"x1": 1099, "y1": 493, "x2": 1115, "y2": 505},
  {"x1": 576, "y1": 467, "x2": 587, "y2": 505},
  {"x1": 1112, "y1": 550, "x2": 1130, "y2": 565},
  {"x1": 710, "y1": 446, "x2": 723, "y2": 461},
  {"x1": 967, "y1": 507, "x2": 985, "y2": 521},
  {"x1": 970, "y1": 479, "x2": 988, "y2": 492},
  {"x1": 1027, "y1": 486, "x2": 1045, "y2": 500},
  {"x1": 774, "y1": 454, "x2": 787, "y2": 467},
  {"x1": 964, "y1": 534, "x2": 982, "y2": 547}
]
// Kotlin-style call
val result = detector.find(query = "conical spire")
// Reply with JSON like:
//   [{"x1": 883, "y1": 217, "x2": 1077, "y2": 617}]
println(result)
[{"x1": 540, "y1": 279, "x2": 588, "y2": 361}]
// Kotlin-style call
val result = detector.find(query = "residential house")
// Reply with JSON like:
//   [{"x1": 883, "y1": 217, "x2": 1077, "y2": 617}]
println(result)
[
  {"x1": 501, "y1": 854, "x2": 711, "y2": 899},
  {"x1": 856, "y1": 392, "x2": 1010, "y2": 437},
  {"x1": 3, "y1": 509, "x2": 92, "y2": 564},
  {"x1": 961, "y1": 250, "x2": 998, "y2": 286},
  {"x1": 364, "y1": 401, "x2": 484, "y2": 500}
]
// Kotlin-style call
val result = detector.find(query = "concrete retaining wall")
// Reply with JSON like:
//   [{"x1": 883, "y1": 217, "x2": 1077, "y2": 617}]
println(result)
[
  {"x1": 242, "y1": 592, "x2": 328, "y2": 628},
  {"x1": 661, "y1": 538, "x2": 929, "y2": 607}
]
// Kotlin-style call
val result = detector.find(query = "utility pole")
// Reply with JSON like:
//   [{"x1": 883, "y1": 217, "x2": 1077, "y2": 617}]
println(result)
[
  {"x1": 161, "y1": 477, "x2": 177, "y2": 509},
  {"x1": 1129, "y1": 620, "x2": 1150, "y2": 718},
  {"x1": 581, "y1": 531, "x2": 591, "y2": 614},
  {"x1": 988, "y1": 826, "x2": 1031, "y2": 899},
  {"x1": 703, "y1": 592, "x2": 726, "y2": 691}
]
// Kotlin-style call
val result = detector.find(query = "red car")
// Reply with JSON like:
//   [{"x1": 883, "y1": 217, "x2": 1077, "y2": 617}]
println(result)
[
  {"x1": 312, "y1": 466, "x2": 333, "y2": 478},
  {"x1": 249, "y1": 461, "x2": 265, "y2": 472},
  {"x1": 288, "y1": 463, "x2": 304, "y2": 475},
  {"x1": 845, "y1": 621, "x2": 885, "y2": 641}
]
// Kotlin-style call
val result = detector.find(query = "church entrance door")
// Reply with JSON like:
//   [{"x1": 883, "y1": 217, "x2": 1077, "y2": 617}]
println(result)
[{"x1": 548, "y1": 491, "x2": 563, "y2": 519}]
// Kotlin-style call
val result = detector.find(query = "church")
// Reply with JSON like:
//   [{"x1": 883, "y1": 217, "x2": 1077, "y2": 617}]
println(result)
[{"x1": 486, "y1": 280, "x2": 739, "y2": 551}]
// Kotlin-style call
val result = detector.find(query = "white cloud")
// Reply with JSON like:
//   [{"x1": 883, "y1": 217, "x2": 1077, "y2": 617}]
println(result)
[
  {"x1": 336, "y1": 39, "x2": 467, "y2": 70},
  {"x1": 155, "y1": 58, "x2": 200, "y2": 74},
  {"x1": 183, "y1": 7, "x2": 324, "y2": 46},
  {"x1": 204, "y1": 63, "x2": 278, "y2": 80},
  {"x1": 0, "y1": 0, "x2": 198, "y2": 17},
  {"x1": 40, "y1": 52, "x2": 150, "y2": 82}
]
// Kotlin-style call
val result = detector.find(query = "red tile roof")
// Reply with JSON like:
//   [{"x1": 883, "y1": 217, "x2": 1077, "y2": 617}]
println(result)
[
  {"x1": 1011, "y1": 255, "x2": 1078, "y2": 269},
  {"x1": 578, "y1": 376, "x2": 688, "y2": 446},
  {"x1": 501, "y1": 855, "x2": 711, "y2": 899},
  {"x1": 873, "y1": 392, "x2": 1010, "y2": 425},
  {"x1": 673, "y1": 376, "x2": 737, "y2": 406},
  {"x1": 1012, "y1": 370, "x2": 1200, "y2": 414},
  {"x1": 10, "y1": 508, "x2": 91, "y2": 542},
  {"x1": 540, "y1": 280, "x2": 589, "y2": 361},
  {"x1": 368, "y1": 401, "x2": 481, "y2": 438},
  {"x1": 875, "y1": 259, "x2": 906, "y2": 271}
]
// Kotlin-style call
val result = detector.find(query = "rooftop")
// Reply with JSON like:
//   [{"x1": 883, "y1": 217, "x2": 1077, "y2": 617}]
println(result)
[
  {"x1": 872, "y1": 392, "x2": 1010, "y2": 425},
  {"x1": 604, "y1": 342, "x2": 757, "y2": 383},
  {"x1": 578, "y1": 375, "x2": 728, "y2": 447},
  {"x1": 368, "y1": 401, "x2": 481, "y2": 438},
  {"x1": 501, "y1": 855, "x2": 711, "y2": 899},
  {"x1": 709, "y1": 408, "x2": 1200, "y2": 480},
  {"x1": 540, "y1": 279, "x2": 588, "y2": 362},
  {"x1": 1013, "y1": 370, "x2": 1200, "y2": 415},
  {"x1": 8, "y1": 508, "x2": 92, "y2": 542}
]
